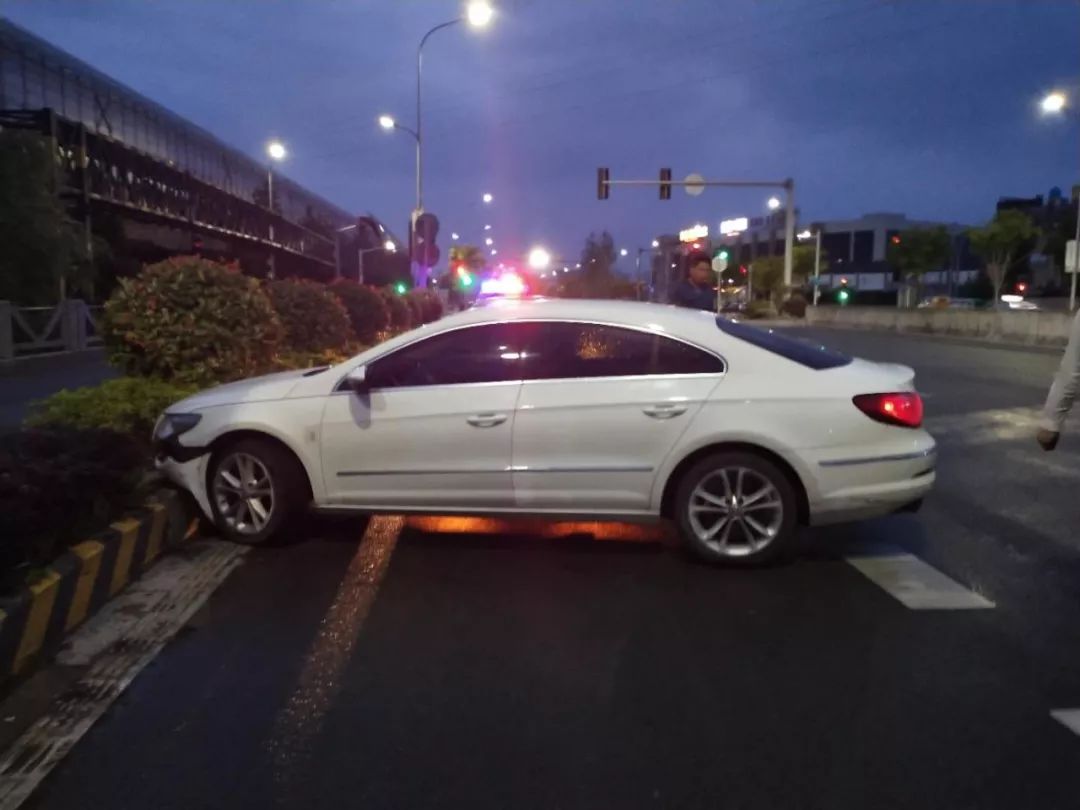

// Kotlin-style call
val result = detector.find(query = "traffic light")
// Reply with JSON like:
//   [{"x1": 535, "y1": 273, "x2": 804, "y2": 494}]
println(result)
[
  {"x1": 718, "y1": 250, "x2": 729, "y2": 261},
  {"x1": 394, "y1": 281, "x2": 408, "y2": 295},
  {"x1": 413, "y1": 212, "x2": 440, "y2": 268},
  {"x1": 1016, "y1": 281, "x2": 1028, "y2": 294},
  {"x1": 837, "y1": 277, "x2": 850, "y2": 304},
  {"x1": 455, "y1": 264, "x2": 474, "y2": 288},
  {"x1": 659, "y1": 167, "x2": 672, "y2": 200},
  {"x1": 597, "y1": 167, "x2": 610, "y2": 200}
]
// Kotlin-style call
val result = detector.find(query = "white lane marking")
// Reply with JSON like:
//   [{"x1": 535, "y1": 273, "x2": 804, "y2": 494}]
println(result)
[
  {"x1": 0, "y1": 540, "x2": 248, "y2": 810},
  {"x1": 846, "y1": 551, "x2": 995, "y2": 610},
  {"x1": 1051, "y1": 709, "x2": 1080, "y2": 737}
]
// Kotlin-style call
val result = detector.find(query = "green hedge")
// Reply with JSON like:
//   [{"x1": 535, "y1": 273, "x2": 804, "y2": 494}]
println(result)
[
  {"x1": 1, "y1": 428, "x2": 145, "y2": 584},
  {"x1": 104, "y1": 256, "x2": 283, "y2": 386},
  {"x1": 330, "y1": 280, "x2": 389, "y2": 344},
  {"x1": 267, "y1": 278, "x2": 353, "y2": 352},
  {"x1": 379, "y1": 287, "x2": 413, "y2": 331},
  {"x1": 25, "y1": 377, "x2": 197, "y2": 449}
]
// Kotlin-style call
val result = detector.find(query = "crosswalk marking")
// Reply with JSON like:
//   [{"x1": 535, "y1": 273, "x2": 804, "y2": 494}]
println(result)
[
  {"x1": 1050, "y1": 709, "x2": 1080, "y2": 737},
  {"x1": 846, "y1": 550, "x2": 995, "y2": 610}
]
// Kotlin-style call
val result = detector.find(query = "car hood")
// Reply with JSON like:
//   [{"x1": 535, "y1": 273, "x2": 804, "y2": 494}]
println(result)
[{"x1": 168, "y1": 368, "x2": 324, "y2": 412}]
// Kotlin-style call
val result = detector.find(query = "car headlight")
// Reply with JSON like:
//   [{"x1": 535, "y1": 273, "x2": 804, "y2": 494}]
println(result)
[{"x1": 154, "y1": 413, "x2": 202, "y2": 442}]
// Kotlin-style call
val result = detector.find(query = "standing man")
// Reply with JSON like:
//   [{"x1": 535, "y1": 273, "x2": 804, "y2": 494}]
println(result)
[
  {"x1": 670, "y1": 251, "x2": 715, "y2": 311},
  {"x1": 1037, "y1": 308, "x2": 1080, "y2": 450}
]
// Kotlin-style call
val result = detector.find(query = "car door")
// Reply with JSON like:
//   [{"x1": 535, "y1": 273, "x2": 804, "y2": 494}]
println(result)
[
  {"x1": 320, "y1": 323, "x2": 529, "y2": 508},
  {"x1": 512, "y1": 322, "x2": 725, "y2": 512}
]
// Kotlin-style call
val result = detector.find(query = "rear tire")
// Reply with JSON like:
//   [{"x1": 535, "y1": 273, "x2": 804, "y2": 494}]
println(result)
[
  {"x1": 207, "y1": 438, "x2": 308, "y2": 545},
  {"x1": 673, "y1": 451, "x2": 798, "y2": 566}
]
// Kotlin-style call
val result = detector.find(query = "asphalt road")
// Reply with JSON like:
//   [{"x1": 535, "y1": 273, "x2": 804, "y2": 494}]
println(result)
[
  {"x1": 0, "y1": 350, "x2": 115, "y2": 430},
  {"x1": 19, "y1": 328, "x2": 1080, "y2": 809}
]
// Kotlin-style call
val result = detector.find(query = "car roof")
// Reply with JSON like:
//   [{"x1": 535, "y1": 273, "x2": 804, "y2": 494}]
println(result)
[{"x1": 441, "y1": 297, "x2": 718, "y2": 337}]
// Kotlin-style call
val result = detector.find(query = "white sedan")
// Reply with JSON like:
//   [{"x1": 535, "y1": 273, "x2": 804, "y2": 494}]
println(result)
[{"x1": 155, "y1": 298, "x2": 935, "y2": 565}]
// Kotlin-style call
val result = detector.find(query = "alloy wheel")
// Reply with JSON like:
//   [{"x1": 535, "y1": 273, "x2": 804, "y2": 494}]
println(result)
[
  {"x1": 212, "y1": 452, "x2": 276, "y2": 536},
  {"x1": 687, "y1": 466, "x2": 784, "y2": 557}
]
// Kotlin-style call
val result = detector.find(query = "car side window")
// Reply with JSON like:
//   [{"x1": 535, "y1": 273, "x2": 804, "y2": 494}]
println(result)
[
  {"x1": 523, "y1": 323, "x2": 723, "y2": 380},
  {"x1": 367, "y1": 323, "x2": 528, "y2": 389}
]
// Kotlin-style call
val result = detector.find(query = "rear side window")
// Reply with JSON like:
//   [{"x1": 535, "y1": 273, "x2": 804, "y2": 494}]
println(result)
[
  {"x1": 715, "y1": 317, "x2": 851, "y2": 370},
  {"x1": 523, "y1": 322, "x2": 724, "y2": 380}
]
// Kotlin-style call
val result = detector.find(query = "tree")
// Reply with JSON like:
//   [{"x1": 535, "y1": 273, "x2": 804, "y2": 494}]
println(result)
[
  {"x1": 750, "y1": 256, "x2": 785, "y2": 304},
  {"x1": 793, "y1": 243, "x2": 827, "y2": 280},
  {"x1": 449, "y1": 244, "x2": 486, "y2": 274},
  {"x1": 0, "y1": 131, "x2": 90, "y2": 303},
  {"x1": 581, "y1": 231, "x2": 617, "y2": 283},
  {"x1": 887, "y1": 227, "x2": 950, "y2": 303},
  {"x1": 967, "y1": 210, "x2": 1037, "y2": 307}
]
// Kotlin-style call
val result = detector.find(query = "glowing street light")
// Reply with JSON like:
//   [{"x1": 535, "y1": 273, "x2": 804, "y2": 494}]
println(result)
[
  {"x1": 651, "y1": 239, "x2": 660, "y2": 248},
  {"x1": 482, "y1": 192, "x2": 494, "y2": 204},
  {"x1": 384, "y1": 240, "x2": 397, "y2": 252},
  {"x1": 1041, "y1": 90, "x2": 1067, "y2": 115},
  {"x1": 451, "y1": 232, "x2": 460, "y2": 240},
  {"x1": 485, "y1": 237, "x2": 494, "y2": 246},
  {"x1": 490, "y1": 248, "x2": 498, "y2": 256},
  {"x1": 378, "y1": 114, "x2": 395, "y2": 130},
  {"x1": 267, "y1": 140, "x2": 287, "y2": 161},
  {"x1": 767, "y1": 196, "x2": 781, "y2": 211},
  {"x1": 619, "y1": 248, "x2": 628, "y2": 257},
  {"x1": 465, "y1": 0, "x2": 495, "y2": 28},
  {"x1": 528, "y1": 247, "x2": 551, "y2": 270},
  {"x1": 484, "y1": 224, "x2": 492, "y2": 230},
  {"x1": 797, "y1": 229, "x2": 813, "y2": 240}
]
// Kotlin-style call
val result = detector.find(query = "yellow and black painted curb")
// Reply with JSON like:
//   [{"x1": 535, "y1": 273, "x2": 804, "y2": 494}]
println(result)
[{"x1": 0, "y1": 487, "x2": 200, "y2": 691}]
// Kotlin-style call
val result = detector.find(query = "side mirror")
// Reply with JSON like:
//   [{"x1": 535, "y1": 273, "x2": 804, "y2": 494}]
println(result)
[{"x1": 345, "y1": 365, "x2": 369, "y2": 393}]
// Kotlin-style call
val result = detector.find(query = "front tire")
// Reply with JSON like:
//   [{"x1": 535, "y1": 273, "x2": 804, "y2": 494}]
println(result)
[
  {"x1": 208, "y1": 438, "x2": 307, "y2": 545},
  {"x1": 673, "y1": 452, "x2": 798, "y2": 566}
]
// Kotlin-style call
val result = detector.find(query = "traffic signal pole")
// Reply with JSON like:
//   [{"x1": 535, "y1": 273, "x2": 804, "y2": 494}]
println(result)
[{"x1": 598, "y1": 172, "x2": 797, "y2": 290}]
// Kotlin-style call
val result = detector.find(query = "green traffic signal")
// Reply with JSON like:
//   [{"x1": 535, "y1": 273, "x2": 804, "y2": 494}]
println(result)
[
  {"x1": 394, "y1": 282, "x2": 408, "y2": 295},
  {"x1": 718, "y1": 250, "x2": 729, "y2": 261},
  {"x1": 837, "y1": 289, "x2": 850, "y2": 304}
]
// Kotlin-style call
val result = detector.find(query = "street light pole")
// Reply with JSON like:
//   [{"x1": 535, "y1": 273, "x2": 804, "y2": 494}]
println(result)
[
  {"x1": 813, "y1": 230, "x2": 822, "y2": 307},
  {"x1": 783, "y1": 179, "x2": 795, "y2": 290}
]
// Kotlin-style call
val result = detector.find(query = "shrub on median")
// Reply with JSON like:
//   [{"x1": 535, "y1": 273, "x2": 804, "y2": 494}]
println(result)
[
  {"x1": 266, "y1": 278, "x2": 353, "y2": 353},
  {"x1": 379, "y1": 287, "x2": 413, "y2": 332},
  {"x1": 329, "y1": 280, "x2": 389, "y2": 345},
  {"x1": 25, "y1": 376, "x2": 197, "y2": 449},
  {"x1": 103, "y1": 256, "x2": 283, "y2": 386},
  {"x1": 411, "y1": 289, "x2": 444, "y2": 324},
  {"x1": 0, "y1": 428, "x2": 145, "y2": 584}
]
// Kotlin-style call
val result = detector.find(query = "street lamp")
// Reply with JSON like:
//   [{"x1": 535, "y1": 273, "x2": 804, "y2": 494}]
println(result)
[
  {"x1": 798, "y1": 228, "x2": 823, "y2": 307},
  {"x1": 482, "y1": 192, "x2": 494, "y2": 204},
  {"x1": 490, "y1": 248, "x2": 498, "y2": 256},
  {"x1": 265, "y1": 140, "x2": 287, "y2": 278},
  {"x1": 619, "y1": 248, "x2": 628, "y2": 257},
  {"x1": 528, "y1": 247, "x2": 551, "y2": 271},
  {"x1": 1040, "y1": 89, "x2": 1079, "y2": 309},
  {"x1": 1041, "y1": 90, "x2": 1067, "y2": 115},
  {"x1": 767, "y1": 196, "x2": 781, "y2": 211},
  {"x1": 451, "y1": 232, "x2": 460, "y2": 240},
  {"x1": 485, "y1": 237, "x2": 494, "y2": 246},
  {"x1": 484, "y1": 224, "x2": 492, "y2": 231},
  {"x1": 384, "y1": 240, "x2": 397, "y2": 252},
  {"x1": 651, "y1": 239, "x2": 660, "y2": 248},
  {"x1": 378, "y1": 115, "x2": 395, "y2": 130}
]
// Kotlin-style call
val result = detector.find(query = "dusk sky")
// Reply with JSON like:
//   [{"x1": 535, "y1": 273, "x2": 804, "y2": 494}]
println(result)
[{"x1": 5, "y1": 0, "x2": 1078, "y2": 265}]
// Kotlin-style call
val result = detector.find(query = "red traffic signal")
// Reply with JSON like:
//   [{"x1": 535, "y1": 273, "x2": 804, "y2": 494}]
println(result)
[
  {"x1": 597, "y1": 167, "x2": 610, "y2": 200},
  {"x1": 659, "y1": 167, "x2": 672, "y2": 200},
  {"x1": 1016, "y1": 282, "x2": 1028, "y2": 293}
]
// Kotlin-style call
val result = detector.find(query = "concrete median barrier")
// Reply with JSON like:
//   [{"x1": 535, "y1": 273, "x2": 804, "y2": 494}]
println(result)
[
  {"x1": 0, "y1": 487, "x2": 200, "y2": 692},
  {"x1": 805, "y1": 306, "x2": 1075, "y2": 347}
]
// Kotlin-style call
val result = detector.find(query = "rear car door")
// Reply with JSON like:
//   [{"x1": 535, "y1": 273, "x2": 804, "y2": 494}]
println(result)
[
  {"x1": 511, "y1": 322, "x2": 725, "y2": 512},
  {"x1": 320, "y1": 323, "x2": 529, "y2": 508}
]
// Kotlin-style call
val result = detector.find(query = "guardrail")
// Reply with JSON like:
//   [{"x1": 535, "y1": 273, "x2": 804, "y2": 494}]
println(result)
[
  {"x1": 805, "y1": 305, "x2": 1078, "y2": 347},
  {"x1": 0, "y1": 300, "x2": 103, "y2": 363}
]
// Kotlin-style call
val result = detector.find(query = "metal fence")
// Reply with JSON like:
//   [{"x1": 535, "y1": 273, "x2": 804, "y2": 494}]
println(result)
[{"x1": 0, "y1": 299, "x2": 102, "y2": 362}]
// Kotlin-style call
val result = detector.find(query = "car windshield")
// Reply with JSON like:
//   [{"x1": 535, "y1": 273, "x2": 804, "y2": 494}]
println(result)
[{"x1": 716, "y1": 317, "x2": 852, "y2": 370}]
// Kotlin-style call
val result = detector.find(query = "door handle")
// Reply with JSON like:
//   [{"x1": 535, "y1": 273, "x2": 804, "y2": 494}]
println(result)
[
  {"x1": 642, "y1": 404, "x2": 688, "y2": 419},
  {"x1": 466, "y1": 413, "x2": 508, "y2": 428}
]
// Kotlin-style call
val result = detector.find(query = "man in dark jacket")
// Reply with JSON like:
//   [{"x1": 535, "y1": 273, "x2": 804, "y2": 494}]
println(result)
[{"x1": 669, "y1": 251, "x2": 715, "y2": 311}]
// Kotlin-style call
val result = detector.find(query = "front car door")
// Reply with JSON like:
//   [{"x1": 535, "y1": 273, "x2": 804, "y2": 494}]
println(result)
[
  {"x1": 512, "y1": 322, "x2": 726, "y2": 512},
  {"x1": 320, "y1": 323, "x2": 528, "y2": 508}
]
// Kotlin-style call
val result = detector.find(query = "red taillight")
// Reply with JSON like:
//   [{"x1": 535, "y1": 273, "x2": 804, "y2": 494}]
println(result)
[{"x1": 853, "y1": 392, "x2": 923, "y2": 429}]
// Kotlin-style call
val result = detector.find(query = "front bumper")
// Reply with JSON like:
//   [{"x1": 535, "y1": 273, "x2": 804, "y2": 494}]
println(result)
[{"x1": 156, "y1": 453, "x2": 214, "y2": 522}]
